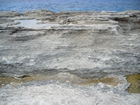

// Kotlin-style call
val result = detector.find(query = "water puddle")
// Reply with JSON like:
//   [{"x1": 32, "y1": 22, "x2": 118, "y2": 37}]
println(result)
[
  {"x1": 14, "y1": 19, "x2": 60, "y2": 29},
  {"x1": 0, "y1": 73, "x2": 140, "y2": 93},
  {"x1": 126, "y1": 73, "x2": 140, "y2": 93},
  {"x1": 1, "y1": 73, "x2": 139, "y2": 93},
  {"x1": 0, "y1": 73, "x2": 122, "y2": 87}
]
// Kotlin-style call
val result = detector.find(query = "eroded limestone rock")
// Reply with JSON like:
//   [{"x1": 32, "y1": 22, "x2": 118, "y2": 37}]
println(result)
[
  {"x1": 0, "y1": 10, "x2": 140, "y2": 76},
  {"x1": 0, "y1": 10, "x2": 140, "y2": 105}
]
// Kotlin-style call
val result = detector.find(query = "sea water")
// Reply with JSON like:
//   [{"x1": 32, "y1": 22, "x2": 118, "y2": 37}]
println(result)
[{"x1": 0, "y1": 0, "x2": 140, "y2": 12}]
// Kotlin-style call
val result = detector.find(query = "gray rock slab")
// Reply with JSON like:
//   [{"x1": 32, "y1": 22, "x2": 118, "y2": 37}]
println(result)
[
  {"x1": 0, "y1": 75, "x2": 139, "y2": 105},
  {"x1": 0, "y1": 10, "x2": 140, "y2": 77}
]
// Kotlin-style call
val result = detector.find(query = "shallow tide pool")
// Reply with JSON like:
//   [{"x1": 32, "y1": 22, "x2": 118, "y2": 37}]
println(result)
[
  {"x1": 1, "y1": 73, "x2": 139, "y2": 93},
  {"x1": 14, "y1": 19, "x2": 60, "y2": 29}
]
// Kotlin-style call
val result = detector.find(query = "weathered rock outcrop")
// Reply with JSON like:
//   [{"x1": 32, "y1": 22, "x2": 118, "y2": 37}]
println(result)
[
  {"x1": 0, "y1": 10, "x2": 140, "y2": 105},
  {"x1": 0, "y1": 79, "x2": 140, "y2": 105},
  {"x1": 0, "y1": 10, "x2": 140, "y2": 77},
  {"x1": 0, "y1": 11, "x2": 21, "y2": 18}
]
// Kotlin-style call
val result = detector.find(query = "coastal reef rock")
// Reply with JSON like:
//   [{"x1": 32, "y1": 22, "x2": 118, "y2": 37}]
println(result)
[
  {"x1": 0, "y1": 10, "x2": 140, "y2": 77},
  {"x1": 0, "y1": 10, "x2": 140, "y2": 105},
  {"x1": 0, "y1": 79, "x2": 140, "y2": 105}
]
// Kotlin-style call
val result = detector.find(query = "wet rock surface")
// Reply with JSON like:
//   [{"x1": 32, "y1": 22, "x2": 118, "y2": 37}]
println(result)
[
  {"x1": 0, "y1": 10, "x2": 140, "y2": 104},
  {"x1": 0, "y1": 75, "x2": 140, "y2": 105}
]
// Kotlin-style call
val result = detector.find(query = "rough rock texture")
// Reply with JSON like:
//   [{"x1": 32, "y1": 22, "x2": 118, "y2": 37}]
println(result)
[
  {"x1": 0, "y1": 10, "x2": 140, "y2": 105},
  {"x1": 0, "y1": 10, "x2": 140, "y2": 77},
  {"x1": 0, "y1": 76, "x2": 140, "y2": 105}
]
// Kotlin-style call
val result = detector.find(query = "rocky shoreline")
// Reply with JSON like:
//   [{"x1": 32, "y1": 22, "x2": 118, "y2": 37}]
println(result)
[{"x1": 0, "y1": 10, "x2": 140, "y2": 105}]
